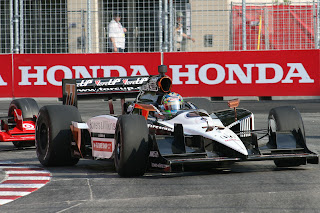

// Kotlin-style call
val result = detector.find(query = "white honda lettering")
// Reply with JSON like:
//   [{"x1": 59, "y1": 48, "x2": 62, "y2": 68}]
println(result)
[
  {"x1": 101, "y1": 66, "x2": 127, "y2": 77},
  {"x1": 282, "y1": 63, "x2": 314, "y2": 83},
  {"x1": 131, "y1": 65, "x2": 149, "y2": 76},
  {"x1": 225, "y1": 64, "x2": 254, "y2": 84},
  {"x1": 0, "y1": 75, "x2": 7, "y2": 86},
  {"x1": 90, "y1": 66, "x2": 101, "y2": 78},
  {"x1": 47, "y1": 65, "x2": 72, "y2": 86},
  {"x1": 255, "y1": 63, "x2": 283, "y2": 84},
  {"x1": 199, "y1": 63, "x2": 225, "y2": 85},
  {"x1": 170, "y1": 64, "x2": 199, "y2": 85},
  {"x1": 19, "y1": 66, "x2": 47, "y2": 86},
  {"x1": 73, "y1": 66, "x2": 94, "y2": 78}
]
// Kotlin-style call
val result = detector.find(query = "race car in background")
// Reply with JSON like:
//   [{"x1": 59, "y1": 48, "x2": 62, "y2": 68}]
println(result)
[
  {"x1": 35, "y1": 65, "x2": 318, "y2": 177},
  {"x1": 0, "y1": 98, "x2": 38, "y2": 147}
]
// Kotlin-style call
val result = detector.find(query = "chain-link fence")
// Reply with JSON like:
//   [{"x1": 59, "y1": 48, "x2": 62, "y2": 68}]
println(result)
[{"x1": 0, "y1": 0, "x2": 319, "y2": 54}]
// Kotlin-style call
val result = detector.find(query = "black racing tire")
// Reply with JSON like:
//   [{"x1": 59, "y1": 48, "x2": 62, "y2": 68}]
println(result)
[
  {"x1": 114, "y1": 114, "x2": 149, "y2": 177},
  {"x1": 8, "y1": 98, "x2": 39, "y2": 148},
  {"x1": 184, "y1": 98, "x2": 214, "y2": 113},
  {"x1": 8, "y1": 98, "x2": 39, "y2": 121},
  {"x1": 268, "y1": 106, "x2": 306, "y2": 167},
  {"x1": 36, "y1": 105, "x2": 81, "y2": 166}
]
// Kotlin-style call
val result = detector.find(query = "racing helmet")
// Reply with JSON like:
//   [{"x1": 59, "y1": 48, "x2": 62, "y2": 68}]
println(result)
[{"x1": 161, "y1": 92, "x2": 183, "y2": 114}]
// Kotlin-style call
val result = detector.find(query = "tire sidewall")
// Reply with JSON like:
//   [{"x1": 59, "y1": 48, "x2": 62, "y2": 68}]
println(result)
[
  {"x1": 114, "y1": 115, "x2": 149, "y2": 177},
  {"x1": 36, "y1": 107, "x2": 53, "y2": 166},
  {"x1": 35, "y1": 105, "x2": 81, "y2": 166}
]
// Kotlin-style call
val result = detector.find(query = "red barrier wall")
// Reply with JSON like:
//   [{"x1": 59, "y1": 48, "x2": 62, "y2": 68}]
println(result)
[
  {"x1": 0, "y1": 54, "x2": 13, "y2": 97},
  {"x1": 163, "y1": 50, "x2": 320, "y2": 97},
  {"x1": 0, "y1": 50, "x2": 319, "y2": 98}
]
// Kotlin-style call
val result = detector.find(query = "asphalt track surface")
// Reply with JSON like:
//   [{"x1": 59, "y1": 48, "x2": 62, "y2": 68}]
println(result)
[{"x1": 0, "y1": 98, "x2": 319, "y2": 213}]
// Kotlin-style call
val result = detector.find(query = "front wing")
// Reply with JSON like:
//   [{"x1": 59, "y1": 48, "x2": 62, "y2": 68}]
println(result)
[{"x1": 148, "y1": 149, "x2": 319, "y2": 172}]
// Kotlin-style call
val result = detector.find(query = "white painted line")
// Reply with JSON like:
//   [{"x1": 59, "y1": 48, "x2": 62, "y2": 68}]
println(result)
[
  {"x1": 0, "y1": 184, "x2": 46, "y2": 188},
  {"x1": 6, "y1": 177, "x2": 51, "y2": 180},
  {"x1": 0, "y1": 166, "x2": 41, "y2": 169},
  {"x1": 0, "y1": 199, "x2": 15, "y2": 205},
  {"x1": 6, "y1": 170, "x2": 49, "y2": 174},
  {"x1": 0, "y1": 191, "x2": 30, "y2": 196}
]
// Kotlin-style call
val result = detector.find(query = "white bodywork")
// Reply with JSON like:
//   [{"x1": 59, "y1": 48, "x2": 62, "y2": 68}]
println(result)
[
  {"x1": 158, "y1": 111, "x2": 249, "y2": 156},
  {"x1": 87, "y1": 115, "x2": 117, "y2": 159},
  {"x1": 83, "y1": 110, "x2": 249, "y2": 159}
]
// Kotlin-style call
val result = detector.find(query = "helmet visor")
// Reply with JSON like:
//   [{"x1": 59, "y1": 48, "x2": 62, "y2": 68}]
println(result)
[{"x1": 164, "y1": 100, "x2": 182, "y2": 113}]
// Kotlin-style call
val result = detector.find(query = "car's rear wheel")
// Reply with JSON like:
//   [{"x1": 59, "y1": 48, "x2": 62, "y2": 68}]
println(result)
[
  {"x1": 36, "y1": 105, "x2": 81, "y2": 166},
  {"x1": 268, "y1": 106, "x2": 306, "y2": 167},
  {"x1": 8, "y1": 98, "x2": 39, "y2": 148},
  {"x1": 114, "y1": 114, "x2": 149, "y2": 177}
]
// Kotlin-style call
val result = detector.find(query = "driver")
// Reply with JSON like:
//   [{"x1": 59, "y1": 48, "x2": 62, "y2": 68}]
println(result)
[{"x1": 160, "y1": 92, "x2": 184, "y2": 115}]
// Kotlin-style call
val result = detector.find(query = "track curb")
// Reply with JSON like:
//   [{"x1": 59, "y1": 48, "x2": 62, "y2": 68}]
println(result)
[{"x1": 0, "y1": 161, "x2": 51, "y2": 205}]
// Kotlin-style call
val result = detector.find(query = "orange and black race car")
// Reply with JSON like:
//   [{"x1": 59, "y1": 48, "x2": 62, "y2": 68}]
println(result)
[{"x1": 0, "y1": 98, "x2": 38, "y2": 147}]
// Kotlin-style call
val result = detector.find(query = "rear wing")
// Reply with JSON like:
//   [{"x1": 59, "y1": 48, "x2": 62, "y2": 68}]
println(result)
[
  {"x1": 62, "y1": 64, "x2": 172, "y2": 108},
  {"x1": 62, "y1": 76, "x2": 151, "y2": 107}
]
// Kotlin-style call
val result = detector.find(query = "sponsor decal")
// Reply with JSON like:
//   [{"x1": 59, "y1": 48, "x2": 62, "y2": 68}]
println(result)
[
  {"x1": 17, "y1": 63, "x2": 315, "y2": 87},
  {"x1": 23, "y1": 123, "x2": 35, "y2": 130},
  {"x1": 18, "y1": 65, "x2": 150, "y2": 86},
  {"x1": 93, "y1": 79, "x2": 121, "y2": 86},
  {"x1": 122, "y1": 77, "x2": 149, "y2": 85},
  {"x1": 88, "y1": 120, "x2": 116, "y2": 132},
  {"x1": 92, "y1": 140, "x2": 112, "y2": 152},
  {"x1": 148, "y1": 124, "x2": 173, "y2": 132},
  {"x1": 151, "y1": 163, "x2": 170, "y2": 169},
  {"x1": 77, "y1": 86, "x2": 137, "y2": 93},
  {"x1": 77, "y1": 79, "x2": 93, "y2": 87},
  {"x1": 170, "y1": 63, "x2": 314, "y2": 85},
  {"x1": 220, "y1": 134, "x2": 238, "y2": 142}
]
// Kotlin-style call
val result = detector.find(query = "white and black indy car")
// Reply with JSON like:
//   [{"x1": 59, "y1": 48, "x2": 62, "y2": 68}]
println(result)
[{"x1": 35, "y1": 65, "x2": 318, "y2": 177}]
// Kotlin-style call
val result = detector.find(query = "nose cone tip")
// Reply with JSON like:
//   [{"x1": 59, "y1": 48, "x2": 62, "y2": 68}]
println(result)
[{"x1": 239, "y1": 147, "x2": 248, "y2": 156}]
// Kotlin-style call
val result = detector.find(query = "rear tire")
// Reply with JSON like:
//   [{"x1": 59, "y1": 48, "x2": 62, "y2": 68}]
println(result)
[
  {"x1": 114, "y1": 114, "x2": 149, "y2": 177},
  {"x1": 8, "y1": 98, "x2": 39, "y2": 148},
  {"x1": 36, "y1": 105, "x2": 81, "y2": 166},
  {"x1": 268, "y1": 106, "x2": 306, "y2": 167}
]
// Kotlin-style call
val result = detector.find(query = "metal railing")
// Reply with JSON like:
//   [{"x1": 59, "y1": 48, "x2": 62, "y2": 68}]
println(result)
[{"x1": 0, "y1": 0, "x2": 319, "y2": 53}]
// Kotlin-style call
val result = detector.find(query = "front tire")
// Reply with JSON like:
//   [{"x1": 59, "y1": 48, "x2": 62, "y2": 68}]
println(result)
[
  {"x1": 8, "y1": 98, "x2": 39, "y2": 148},
  {"x1": 114, "y1": 114, "x2": 149, "y2": 177},
  {"x1": 36, "y1": 105, "x2": 81, "y2": 166}
]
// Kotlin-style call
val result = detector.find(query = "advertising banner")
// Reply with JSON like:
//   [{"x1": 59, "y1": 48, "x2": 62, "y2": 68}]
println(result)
[
  {"x1": 0, "y1": 50, "x2": 319, "y2": 98},
  {"x1": 0, "y1": 54, "x2": 13, "y2": 97},
  {"x1": 13, "y1": 53, "x2": 161, "y2": 97},
  {"x1": 163, "y1": 50, "x2": 320, "y2": 97}
]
